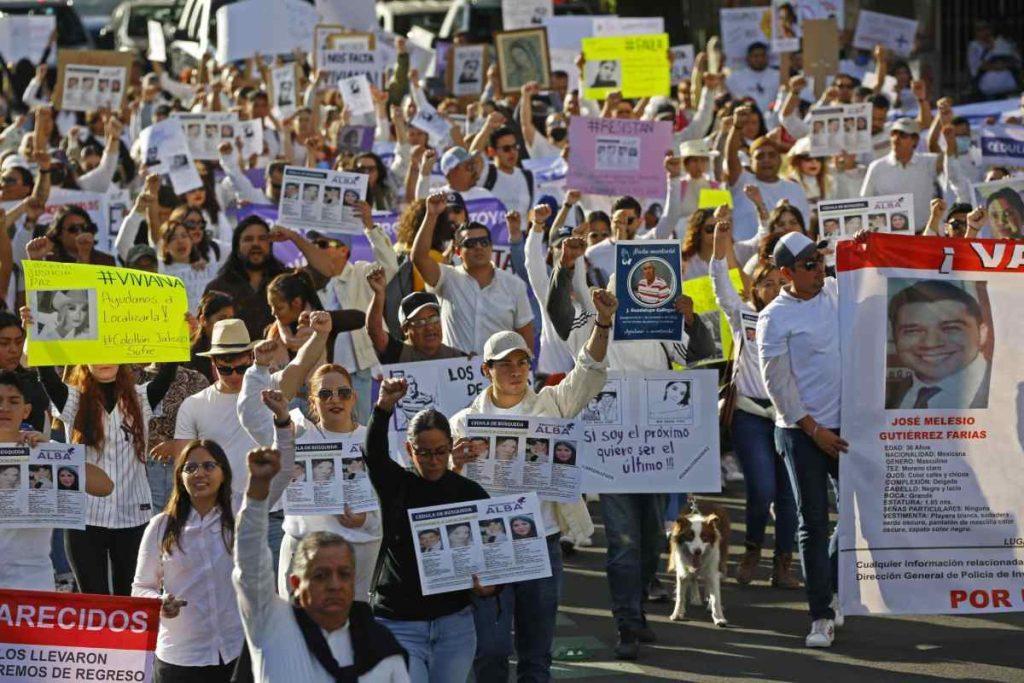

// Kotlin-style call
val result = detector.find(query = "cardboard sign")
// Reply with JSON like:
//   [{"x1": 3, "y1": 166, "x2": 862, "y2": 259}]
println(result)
[
  {"x1": 802, "y1": 18, "x2": 840, "y2": 98},
  {"x1": 52, "y1": 50, "x2": 132, "y2": 112}
]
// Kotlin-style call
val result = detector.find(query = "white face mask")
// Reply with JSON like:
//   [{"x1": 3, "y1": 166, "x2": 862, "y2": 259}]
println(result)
[{"x1": 956, "y1": 136, "x2": 972, "y2": 155}]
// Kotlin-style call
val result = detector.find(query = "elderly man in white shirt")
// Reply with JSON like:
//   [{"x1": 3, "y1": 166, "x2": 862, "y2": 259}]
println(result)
[
  {"x1": 234, "y1": 447, "x2": 410, "y2": 683},
  {"x1": 412, "y1": 192, "x2": 534, "y2": 355},
  {"x1": 860, "y1": 118, "x2": 966, "y2": 231}
]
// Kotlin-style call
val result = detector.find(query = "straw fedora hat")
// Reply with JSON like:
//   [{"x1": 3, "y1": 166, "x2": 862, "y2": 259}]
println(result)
[{"x1": 196, "y1": 319, "x2": 257, "y2": 357}]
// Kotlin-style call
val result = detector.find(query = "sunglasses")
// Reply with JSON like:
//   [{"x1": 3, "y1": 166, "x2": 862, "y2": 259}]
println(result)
[
  {"x1": 496, "y1": 144, "x2": 519, "y2": 153},
  {"x1": 314, "y1": 238, "x2": 343, "y2": 249},
  {"x1": 183, "y1": 461, "x2": 220, "y2": 475},
  {"x1": 460, "y1": 236, "x2": 491, "y2": 249},
  {"x1": 215, "y1": 362, "x2": 252, "y2": 376},
  {"x1": 0, "y1": 176, "x2": 19, "y2": 186},
  {"x1": 797, "y1": 257, "x2": 823, "y2": 271},
  {"x1": 946, "y1": 219, "x2": 967, "y2": 231},
  {"x1": 64, "y1": 224, "x2": 98, "y2": 235},
  {"x1": 316, "y1": 387, "x2": 353, "y2": 400},
  {"x1": 356, "y1": 164, "x2": 377, "y2": 173},
  {"x1": 182, "y1": 219, "x2": 207, "y2": 230},
  {"x1": 406, "y1": 315, "x2": 440, "y2": 329}
]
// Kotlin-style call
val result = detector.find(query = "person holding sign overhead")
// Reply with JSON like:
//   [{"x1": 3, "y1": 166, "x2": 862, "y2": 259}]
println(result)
[
  {"x1": 448, "y1": 288, "x2": 617, "y2": 681},
  {"x1": 366, "y1": 377, "x2": 493, "y2": 683},
  {"x1": 0, "y1": 371, "x2": 113, "y2": 591}
]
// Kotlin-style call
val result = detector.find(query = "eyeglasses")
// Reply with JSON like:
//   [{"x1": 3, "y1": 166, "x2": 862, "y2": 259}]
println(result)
[
  {"x1": 215, "y1": 362, "x2": 252, "y2": 376},
  {"x1": 0, "y1": 176, "x2": 18, "y2": 186},
  {"x1": 406, "y1": 315, "x2": 440, "y2": 329},
  {"x1": 797, "y1": 257, "x2": 823, "y2": 271},
  {"x1": 412, "y1": 446, "x2": 450, "y2": 460},
  {"x1": 64, "y1": 223, "x2": 98, "y2": 235},
  {"x1": 182, "y1": 219, "x2": 207, "y2": 230},
  {"x1": 316, "y1": 387, "x2": 353, "y2": 400},
  {"x1": 460, "y1": 236, "x2": 491, "y2": 249},
  {"x1": 496, "y1": 144, "x2": 519, "y2": 153},
  {"x1": 314, "y1": 238, "x2": 343, "y2": 249},
  {"x1": 183, "y1": 461, "x2": 220, "y2": 475},
  {"x1": 356, "y1": 164, "x2": 377, "y2": 173}
]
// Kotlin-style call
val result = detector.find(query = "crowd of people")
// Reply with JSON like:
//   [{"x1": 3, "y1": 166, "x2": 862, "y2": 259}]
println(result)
[{"x1": 0, "y1": 12, "x2": 1021, "y2": 682}]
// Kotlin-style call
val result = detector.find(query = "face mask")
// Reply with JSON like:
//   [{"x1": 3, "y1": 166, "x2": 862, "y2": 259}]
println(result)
[{"x1": 956, "y1": 136, "x2": 972, "y2": 155}]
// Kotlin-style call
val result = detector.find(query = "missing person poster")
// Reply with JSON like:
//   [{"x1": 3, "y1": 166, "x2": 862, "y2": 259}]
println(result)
[
  {"x1": 669, "y1": 44, "x2": 695, "y2": 84},
  {"x1": 409, "y1": 492, "x2": 551, "y2": 595},
  {"x1": 278, "y1": 166, "x2": 368, "y2": 234},
  {"x1": 819, "y1": 193, "x2": 915, "y2": 265},
  {"x1": 271, "y1": 64, "x2": 298, "y2": 119},
  {"x1": 719, "y1": 7, "x2": 771, "y2": 68},
  {"x1": 377, "y1": 357, "x2": 482, "y2": 463},
  {"x1": 613, "y1": 240, "x2": 683, "y2": 342},
  {"x1": 1, "y1": 190, "x2": 111, "y2": 255},
  {"x1": 970, "y1": 178, "x2": 1024, "y2": 239},
  {"x1": 53, "y1": 50, "x2": 132, "y2": 113},
  {"x1": 338, "y1": 75, "x2": 374, "y2": 117},
  {"x1": 172, "y1": 112, "x2": 241, "y2": 161},
  {"x1": 284, "y1": 435, "x2": 379, "y2": 515},
  {"x1": 24, "y1": 261, "x2": 190, "y2": 367},
  {"x1": 566, "y1": 117, "x2": 672, "y2": 199},
  {"x1": 580, "y1": 370, "x2": 720, "y2": 493},
  {"x1": 837, "y1": 232, "x2": 1024, "y2": 615},
  {"x1": 581, "y1": 33, "x2": 670, "y2": 101},
  {"x1": 0, "y1": 443, "x2": 86, "y2": 530},
  {"x1": 808, "y1": 102, "x2": 872, "y2": 157},
  {"x1": 0, "y1": 589, "x2": 160, "y2": 681},
  {"x1": 502, "y1": 0, "x2": 552, "y2": 30},
  {"x1": 137, "y1": 119, "x2": 203, "y2": 195},
  {"x1": 461, "y1": 416, "x2": 582, "y2": 504}
]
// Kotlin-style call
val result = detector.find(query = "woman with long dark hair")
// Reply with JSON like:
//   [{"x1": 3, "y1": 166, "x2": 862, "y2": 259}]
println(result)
[
  {"x1": 180, "y1": 164, "x2": 232, "y2": 245},
  {"x1": 681, "y1": 206, "x2": 760, "y2": 280},
  {"x1": 41, "y1": 205, "x2": 116, "y2": 265},
  {"x1": 133, "y1": 395, "x2": 295, "y2": 683},
  {"x1": 187, "y1": 291, "x2": 236, "y2": 383},
  {"x1": 352, "y1": 152, "x2": 397, "y2": 211}
]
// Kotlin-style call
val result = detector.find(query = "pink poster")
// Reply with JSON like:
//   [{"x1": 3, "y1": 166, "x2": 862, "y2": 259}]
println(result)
[{"x1": 566, "y1": 117, "x2": 674, "y2": 198}]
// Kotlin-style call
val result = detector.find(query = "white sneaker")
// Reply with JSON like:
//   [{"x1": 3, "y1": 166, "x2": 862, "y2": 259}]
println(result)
[
  {"x1": 830, "y1": 595, "x2": 845, "y2": 628},
  {"x1": 721, "y1": 453, "x2": 744, "y2": 483},
  {"x1": 805, "y1": 619, "x2": 835, "y2": 648}
]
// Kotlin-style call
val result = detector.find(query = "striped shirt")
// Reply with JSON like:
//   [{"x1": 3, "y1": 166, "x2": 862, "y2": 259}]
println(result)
[
  {"x1": 635, "y1": 276, "x2": 671, "y2": 306},
  {"x1": 60, "y1": 385, "x2": 156, "y2": 528}
]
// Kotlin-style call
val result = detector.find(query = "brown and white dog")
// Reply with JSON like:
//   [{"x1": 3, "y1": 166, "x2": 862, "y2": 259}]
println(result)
[{"x1": 667, "y1": 501, "x2": 730, "y2": 626}]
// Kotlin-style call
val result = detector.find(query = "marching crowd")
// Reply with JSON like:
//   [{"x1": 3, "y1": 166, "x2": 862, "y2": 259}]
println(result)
[{"x1": 0, "y1": 14, "x2": 1022, "y2": 683}]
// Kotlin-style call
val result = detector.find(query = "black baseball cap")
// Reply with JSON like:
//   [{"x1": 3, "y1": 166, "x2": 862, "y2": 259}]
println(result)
[{"x1": 398, "y1": 292, "x2": 441, "y2": 326}]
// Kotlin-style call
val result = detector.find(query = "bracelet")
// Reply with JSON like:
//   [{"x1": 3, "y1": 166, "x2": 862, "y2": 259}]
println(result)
[
  {"x1": 595, "y1": 320, "x2": 612, "y2": 329},
  {"x1": 273, "y1": 416, "x2": 292, "y2": 428},
  {"x1": 37, "y1": 168, "x2": 50, "y2": 175}
]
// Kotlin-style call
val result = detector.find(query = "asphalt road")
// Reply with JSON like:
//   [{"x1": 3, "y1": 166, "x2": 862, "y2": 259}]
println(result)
[{"x1": 541, "y1": 488, "x2": 1024, "y2": 683}]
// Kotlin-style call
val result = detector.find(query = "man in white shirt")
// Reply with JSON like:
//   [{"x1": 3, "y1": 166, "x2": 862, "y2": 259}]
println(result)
[
  {"x1": 235, "y1": 447, "x2": 410, "y2": 682},
  {"x1": 414, "y1": 146, "x2": 495, "y2": 203},
  {"x1": 412, "y1": 192, "x2": 534, "y2": 355},
  {"x1": 725, "y1": 42, "x2": 779, "y2": 115},
  {"x1": 725, "y1": 114, "x2": 811, "y2": 240},
  {"x1": 885, "y1": 279, "x2": 991, "y2": 410},
  {"x1": 756, "y1": 233, "x2": 848, "y2": 649},
  {"x1": 860, "y1": 118, "x2": 965, "y2": 231},
  {"x1": 468, "y1": 117, "x2": 534, "y2": 216}
]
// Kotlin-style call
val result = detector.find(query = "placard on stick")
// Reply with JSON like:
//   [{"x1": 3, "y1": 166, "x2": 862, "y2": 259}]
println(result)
[
  {"x1": 52, "y1": 49, "x2": 133, "y2": 110},
  {"x1": 802, "y1": 18, "x2": 838, "y2": 99}
]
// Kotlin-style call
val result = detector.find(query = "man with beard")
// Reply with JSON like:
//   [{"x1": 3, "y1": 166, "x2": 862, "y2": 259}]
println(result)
[{"x1": 205, "y1": 216, "x2": 288, "y2": 339}]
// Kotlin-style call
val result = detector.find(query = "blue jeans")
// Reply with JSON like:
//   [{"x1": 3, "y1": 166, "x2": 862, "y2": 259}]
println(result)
[
  {"x1": 733, "y1": 409, "x2": 797, "y2": 554},
  {"x1": 775, "y1": 427, "x2": 839, "y2": 620},
  {"x1": 663, "y1": 493, "x2": 688, "y2": 524},
  {"x1": 473, "y1": 533, "x2": 563, "y2": 683},
  {"x1": 377, "y1": 606, "x2": 476, "y2": 683},
  {"x1": 146, "y1": 459, "x2": 175, "y2": 513},
  {"x1": 601, "y1": 493, "x2": 665, "y2": 632}
]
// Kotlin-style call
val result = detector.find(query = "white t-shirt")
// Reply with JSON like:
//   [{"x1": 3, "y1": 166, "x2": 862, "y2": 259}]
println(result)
[
  {"x1": 428, "y1": 264, "x2": 534, "y2": 355},
  {"x1": 756, "y1": 278, "x2": 841, "y2": 428},
  {"x1": 725, "y1": 67, "x2": 780, "y2": 115},
  {"x1": 477, "y1": 164, "x2": 533, "y2": 216},
  {"x1": 175, "y1": 385, "x2": 258, "y2": 495},
  {"x1": 730, "y1": 170, "x2": 811, "y2": 241},
  {"x1": 0, "y1": 528, "x2": 54, "y2": 590}
]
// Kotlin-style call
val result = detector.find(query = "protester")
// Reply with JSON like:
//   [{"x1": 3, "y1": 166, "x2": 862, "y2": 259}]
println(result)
[
  {"x1": 365, "y1": 377, "x2": 490, "y2": 682},
  {"x1": 366, "y1": 268, "x2": 466, "y2": 364}
]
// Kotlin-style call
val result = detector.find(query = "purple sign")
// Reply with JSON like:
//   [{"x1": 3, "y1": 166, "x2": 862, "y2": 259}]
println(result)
[{"x1": 566, "y1": 116, "x2": 673, "y2": 198}]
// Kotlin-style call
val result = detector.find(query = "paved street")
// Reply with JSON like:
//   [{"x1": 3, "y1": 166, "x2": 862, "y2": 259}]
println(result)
[{"x1": 545, "y1": 489, "x2": 1024, "y2": 682}]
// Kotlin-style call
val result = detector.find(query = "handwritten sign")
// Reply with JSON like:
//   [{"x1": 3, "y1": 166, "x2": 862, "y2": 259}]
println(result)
[
  {"x1": 24, "y1": 261, "x2": 190, "y2": 366},
  {"x1": 581, "y1": 33, "x2": 670, "y2": 101},
  {"x1": 580, "y1": 370, "x2": 721, "y2": 493},
  {"x1": 566, "y1": 117, "x2": 673, "y2": 198}
]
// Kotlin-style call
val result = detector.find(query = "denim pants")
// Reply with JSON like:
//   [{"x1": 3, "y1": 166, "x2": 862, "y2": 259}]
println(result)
[
  {"x1": 733, "y1": 409, "x2": 798, "y2": 554},
  {"x1": 377, "y1": 606, "x2": 476, "y2": 683},
  {"x1": 473, "y1": 533, "x2": 563, "y2": 683},
  {"x1": 146, "y1": 459, "x2": 175, "y2": 513},
  {"x1": 351, "y1": 366, "x2": 373, "y2": 425},
  {"x1": 600, "y1": 493, "x2": 666, "y2": 632},
  {"x1": 775, "y1": 427, "x2": 839, "y2": 620}
]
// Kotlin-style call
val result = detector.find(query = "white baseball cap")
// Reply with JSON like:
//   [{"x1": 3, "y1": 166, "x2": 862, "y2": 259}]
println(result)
[{"x1": 483, "y1": 331, "x2": 533, "y2": 362}]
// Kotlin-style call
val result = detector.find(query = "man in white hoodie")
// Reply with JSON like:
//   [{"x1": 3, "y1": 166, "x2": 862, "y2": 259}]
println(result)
[{"x1": 449, "y1": 288, "x2": 617, "y2": 683}]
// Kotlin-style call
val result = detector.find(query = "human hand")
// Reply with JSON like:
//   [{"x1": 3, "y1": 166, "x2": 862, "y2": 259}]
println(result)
[
  {"x1": 337, "y1": 504, "x2": 367, "y2": 528},
  {"x1": 25, "y1": 236, "x2": 53, "y2": 261},
  {"x1": 366, "y1": 264, "x2": 387, "y2": 295},
  {"x1": 161, "y1": 594, "x2": 187, "y2": 619},
  {"x1": 426, "y1": 191, "x2": 447, "y2": 217},
  {"x1": 529, "y1": 203, "x2": 551, "y2": 225},
  {"x1": 811, "y1": 426, "x2": 849, "y2": 459},
  {"x1": 261, "y1": 389, "x2": 289, "y2": 422},
  {"x1": 376, "y1": 377, "x2": 409, "y2": 412},
  {"x1": 674, "y1": 294, "x2": 695, "y2": 323},
  {"x1": 307, "y1": 310, "x2": 332, "y2": 336},
  {"x1": 253, "y1": 339, "x2": 279, "y2": 367},
  {"x1": 592, "y1": 288, "x2": 618, "y2": 323}
]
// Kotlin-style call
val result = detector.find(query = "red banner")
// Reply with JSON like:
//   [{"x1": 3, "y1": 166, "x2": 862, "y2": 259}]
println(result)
[{"x1": 839, "y1": 232, "x2": 1024, "y2": 274}]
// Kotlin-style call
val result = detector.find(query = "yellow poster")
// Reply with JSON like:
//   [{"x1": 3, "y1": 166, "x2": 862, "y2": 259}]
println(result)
[
  {"x1": 24, "y1": 261, "x2": 191, "y2": 366},
  {"x1": 698, "y1": 188, "x2": 733, "y2": 209},
  {"x1": 582, "y1": 33, "x2": 670, "y2": 101},
  {"x1": 682, "y1": 268, "x2": 744, "y2": 362}
]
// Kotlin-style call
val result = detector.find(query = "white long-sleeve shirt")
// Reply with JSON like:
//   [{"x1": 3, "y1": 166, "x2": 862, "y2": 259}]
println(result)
[
  {"x1": 524, "y1": 229, "x2": 574, "y2": 375},
  {"x1": 233, "y1": 495, "x2": 409, "y2": 683},
  {"x1": 132, "y1": 425, "x2": 294, "y2": 667},
  {"x1": 709, "y1": 257, "x2": 768, "y2": 400}
]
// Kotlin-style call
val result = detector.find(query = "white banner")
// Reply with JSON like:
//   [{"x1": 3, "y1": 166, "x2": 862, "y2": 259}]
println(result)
[
  {"x1": 838, "y1": 232, "x2": 1024, "y2": 615},
  {"x1": 978, "y1": 124, "x2": 1024, "y2": 168},
  {"x1": 320, "y1": 47, "x2": 381, "y2": 89},
  {"x1": 316, "y1": 0, "x2": 376, "y2": 32},
  {"x1": 580, "y1": 370, "x2": 721, "y2": 493},
  {"x1": 215, "y1": 0, "x2": 318, "y2": 63},
  {"x1": 0, "y1": 444, "x2": 86, "y2": 530},
  {"x1": 409, "y1": 492, "x2": 551, "y2": 595},
  {"x1": 278, "y1": 166, "x2": 368, "y2": 233},
  {"x1": 462, "y1": 415, "x2": 582, "y2": 504},
  {"x1": 284, "y1": 435, "x2": 379, "y2": 515},
  {"x1": 853, "y1": 10, "x2": 918, "y2": 58}
]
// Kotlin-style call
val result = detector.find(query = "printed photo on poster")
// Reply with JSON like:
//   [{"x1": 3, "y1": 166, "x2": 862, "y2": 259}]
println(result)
[
  {"x1": 449, "y1": 44, "x2": 488, "y2": 98},
  {"x1": 884, "y1": 278, "x2": 992, "y2": 410},
  {"x1": 494, "y1": 28, "x2": 550, "y2": 94},
  {"x1": 614, "y1": 240, "x2": 683, "y2": 343},
  {"x1": 971, "y1": 177, "x2": 1024, "y2": 239},
  {"x1": 0, "y1": 443, "x2": 86, "y2": 529},
  {"x1": 646, "y1": 378, "x2": 695, "y2": 425},
  {"x1": 29, "y1": 289, "x2": 98, "y2": 341}
]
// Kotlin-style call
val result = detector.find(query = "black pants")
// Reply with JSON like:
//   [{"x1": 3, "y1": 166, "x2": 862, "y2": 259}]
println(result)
[
  {"x1": 155, "y1": 657, "x2": 236, "y2": 683},
  {"x1": 64, "y1": 524, "x2": 147, "y2": 595}
]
